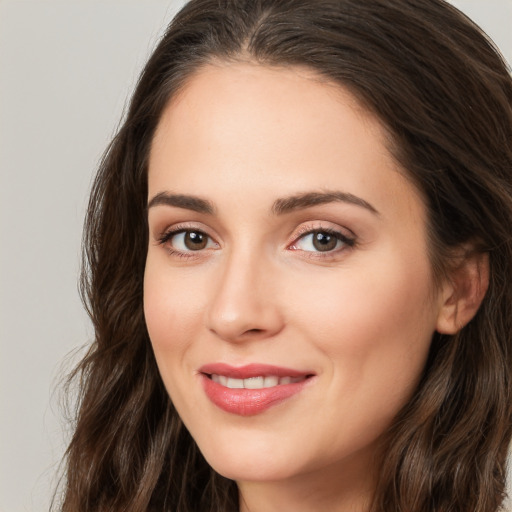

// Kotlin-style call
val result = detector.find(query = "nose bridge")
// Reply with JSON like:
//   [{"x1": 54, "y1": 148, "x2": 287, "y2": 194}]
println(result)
[{"x1": 205, "y1": 242, "x2": 282, "y2": 342}]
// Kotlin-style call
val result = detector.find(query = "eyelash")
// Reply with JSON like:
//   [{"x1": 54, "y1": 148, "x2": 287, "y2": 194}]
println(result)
[
  {"x1": 289, "y1": 225, "x2": 356, "y2": 258},
  {"x1": 156, "y1": 223, "x2": 356, "y2": 260},
  {"x1": 157, "y1": 224, "x2": 212, "y2": 260}
]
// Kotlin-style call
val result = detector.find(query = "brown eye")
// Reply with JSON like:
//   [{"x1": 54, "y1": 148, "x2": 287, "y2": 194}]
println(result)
[
  {"x1": 162, "y1": 230, "x2": 217, "y2": 252},
  {"x1": 292, "y1": 229, "x2": 353, "y2": 254},
  {"x1": 184, "y1": 231, "x2": 207, "y2": 250},
  {"x1": 311, "y1": 231, "x2": 338, "y2": 252}
]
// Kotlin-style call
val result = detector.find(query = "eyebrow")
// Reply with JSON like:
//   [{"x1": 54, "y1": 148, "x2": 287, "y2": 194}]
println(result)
[
  {"x1": 272, "y1": 191, "x2": 379, "y2": 216},
  {"x1": 147, "y1": 192, "x2": 215, "y2": 214},
  {"x1": 147, "y1": 190, "x2": 379, "y2": 216}
]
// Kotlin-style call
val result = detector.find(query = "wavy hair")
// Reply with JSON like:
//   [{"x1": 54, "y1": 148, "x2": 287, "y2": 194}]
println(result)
[{"x1": 58, "y1": 1, "x2": 512, "y2": 511}]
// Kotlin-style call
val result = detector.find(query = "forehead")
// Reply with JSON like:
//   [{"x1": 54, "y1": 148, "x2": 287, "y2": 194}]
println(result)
[
  {"x1": 151, "y1": 62, "x2": 384, "y2": 164},
  {"x1": 148, "y1": 62, "x2": 423, "y2": 222}
]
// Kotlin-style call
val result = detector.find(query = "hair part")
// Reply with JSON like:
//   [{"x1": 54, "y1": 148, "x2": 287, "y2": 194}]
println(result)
[{"x1": 58, "y1": 1, "x2": 512, "y2": 511}]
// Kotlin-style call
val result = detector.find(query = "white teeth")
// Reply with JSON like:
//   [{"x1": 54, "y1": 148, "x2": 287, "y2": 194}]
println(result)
[
  {"x1": 210, "y1": 374, "x2": 306, "y2": 389},
  {"x1": 263, "y1": 375, "x2": 279, "y2": 387},
  {"x1": 226, "y1": 377, "x2": 244, "y2": 389},
  {"x1": 244, "y1": 376, "x2": 265, "y2": 389}
]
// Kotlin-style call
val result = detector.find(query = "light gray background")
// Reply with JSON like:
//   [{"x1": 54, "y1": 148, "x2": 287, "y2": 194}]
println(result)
[{"x1": 1, "y1": 1, "x2": 511, "y2": 511}]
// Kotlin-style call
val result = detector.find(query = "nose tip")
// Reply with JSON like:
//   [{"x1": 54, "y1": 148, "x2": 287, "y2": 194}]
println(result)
[
  {"x1": 208, "y1": 313, "x2": 271, "y2": 342},
  {"x1": 207, "y1": 297, "x2": 284, "y2": 343},
  {"x1": 205, "y1": 259, "x2": 284, "y2": 343}
]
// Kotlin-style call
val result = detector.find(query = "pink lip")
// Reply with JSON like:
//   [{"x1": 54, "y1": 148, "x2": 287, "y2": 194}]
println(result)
[
  {"x1": 198, "y1": 363, "x2": 315, "y2": 416},
  {"x1": 199, "y1": 363, "x2": 311, "y2": 379}
]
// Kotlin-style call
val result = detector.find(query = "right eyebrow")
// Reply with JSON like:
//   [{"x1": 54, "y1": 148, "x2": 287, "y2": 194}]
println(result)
[
  {"x1": 272, "y1": 190, "x2": 379, "y2": 216},
  {"x1": 147, "y1": 192, "x2": 215, "y2": 215}
]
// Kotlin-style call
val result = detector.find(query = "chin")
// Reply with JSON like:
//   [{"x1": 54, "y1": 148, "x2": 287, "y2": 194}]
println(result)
[
  {"x1": 207, "y1": 456, "x2": 298, "y2": 483},
  {"x1": 195, "y1": 432, "x2": 303, "y2": 482}
]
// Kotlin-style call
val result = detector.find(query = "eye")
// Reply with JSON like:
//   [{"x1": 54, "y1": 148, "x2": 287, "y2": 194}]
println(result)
[
  {"x1": 292, "y1": 229, "x2": 353, "y2": 253},
  {"x1": 159, "y1": 229, "x2": 218, "y2": 252}
]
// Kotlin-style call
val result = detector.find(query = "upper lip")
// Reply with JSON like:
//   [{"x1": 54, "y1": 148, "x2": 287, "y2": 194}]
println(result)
[{"x1": 199, "y1": 363, "x2": 314, "y2": 379}]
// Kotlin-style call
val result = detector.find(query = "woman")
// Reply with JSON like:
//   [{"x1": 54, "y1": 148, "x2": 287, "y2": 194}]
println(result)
[{"x1": 59, "y1": 0, "x2": 512, "y2": 511}]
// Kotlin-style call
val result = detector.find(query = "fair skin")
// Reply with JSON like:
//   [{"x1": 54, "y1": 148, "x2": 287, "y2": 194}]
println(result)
[{"x1": 144, "y1": 62, "x2": 487, "y2": 512}]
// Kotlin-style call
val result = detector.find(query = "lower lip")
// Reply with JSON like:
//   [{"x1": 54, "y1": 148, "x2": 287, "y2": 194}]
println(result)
[{"x1": 200, "y1": 374, "x2": 311, "y2": 416}]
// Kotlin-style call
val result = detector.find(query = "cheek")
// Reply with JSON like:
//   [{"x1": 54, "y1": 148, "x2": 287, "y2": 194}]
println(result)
[
  {"x1": 143, "y1": 257, "x2": 212, "y2": 417},
  {"x1": 143, "y1": 256, "x2": 204, "y2": 358},
  {"x1": 289, "y1": 251, "x2": 437, "y2": 403}
]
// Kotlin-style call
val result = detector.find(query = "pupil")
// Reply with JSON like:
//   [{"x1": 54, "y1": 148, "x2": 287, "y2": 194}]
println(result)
[
  {"x1": 185, "y1": 231, "x2": 207, "y2": 250},
  {"x1": 313, "y1": 231, "x2": 337, "y2": 251}
]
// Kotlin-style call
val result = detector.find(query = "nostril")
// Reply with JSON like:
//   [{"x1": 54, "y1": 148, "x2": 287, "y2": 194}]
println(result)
[{"x1": 206, "y1": 300, "x2": 284, "y2": 342}]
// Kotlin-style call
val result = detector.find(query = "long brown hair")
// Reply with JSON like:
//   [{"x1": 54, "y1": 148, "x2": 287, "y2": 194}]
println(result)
[{"x1": 58, "y1": 1, "x2": 512, "y2": 511}]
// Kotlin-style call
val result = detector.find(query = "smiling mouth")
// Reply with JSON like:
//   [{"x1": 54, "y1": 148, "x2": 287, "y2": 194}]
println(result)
[
  {"x1": 207, "y1": 374, "x2": 309, "y2": 389},
  {"x1": 199, "y1": 364, "x2": 315, "y2": 416}
]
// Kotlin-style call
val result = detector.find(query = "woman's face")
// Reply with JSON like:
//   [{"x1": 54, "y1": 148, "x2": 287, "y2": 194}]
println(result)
[{"x1": 144, "y1": 63, "x2": 448, "y2": 488}]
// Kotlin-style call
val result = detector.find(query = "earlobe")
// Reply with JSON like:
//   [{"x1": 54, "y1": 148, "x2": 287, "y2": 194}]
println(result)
[{"x1": 435, "y1": 250, "x2": 489, "y2": 334}]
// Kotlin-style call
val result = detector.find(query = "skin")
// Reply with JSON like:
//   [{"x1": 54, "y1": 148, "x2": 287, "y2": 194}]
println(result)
[{"x1": 143, "y1": 62, "x2": 473, "y2": 512}]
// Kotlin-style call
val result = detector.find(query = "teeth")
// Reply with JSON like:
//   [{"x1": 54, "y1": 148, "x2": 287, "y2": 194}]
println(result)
[
  {"x1": 226, "y1": 377, "x2": 244, "y2": 388},
  {"x1": 211, "y1": 374, "x2": 305, "y2": 389},
  {"x1": 264, "y1": 375, "x2": 279, "y2": 387},
  {"x1": 244, "y1": 376, "x2": 264, "y2": 389}
]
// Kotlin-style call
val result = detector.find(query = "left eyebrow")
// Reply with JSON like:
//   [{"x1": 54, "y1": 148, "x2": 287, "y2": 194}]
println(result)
[
  {"x1": 147, "y1": 192, "x2": 215, "y2": 215},
  {"x1": 272, "y1": 191, "x2": 379, "y2": 216}
]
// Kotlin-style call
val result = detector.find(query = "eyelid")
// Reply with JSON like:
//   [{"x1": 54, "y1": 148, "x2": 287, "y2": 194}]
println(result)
[
  {"x1": 156, "y1": 222, "x2": 220, "y2": 258},
  {"x1": 154, "y1": 220, "x2": 355, "y2": 259},
  {"x1": 156, "y1": 222, "x2": 217, "y2": 242},
  {"x1": 289, "y1": 221, "x2": 355, "y2": 243},
  {"x1": 287, "y1": 222, "x2": 356, "y2": 254}
]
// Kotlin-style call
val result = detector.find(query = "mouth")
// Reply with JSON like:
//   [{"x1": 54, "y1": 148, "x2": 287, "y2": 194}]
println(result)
[
  {"x1": 198, "y1": 363, "x2": 315, "y2": 416},
  {"x1": 208, "y1": 374, "x2": 307, "y2": 389}
]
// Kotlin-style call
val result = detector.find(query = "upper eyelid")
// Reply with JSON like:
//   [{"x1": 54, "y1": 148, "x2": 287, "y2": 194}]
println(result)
[
  {"x1": 289, "y1": 221, "x2": 355, "y2": 240},
  {"x1": 154, "y1": 220, "x2": 356, "y2": 247},
  {"x1": 156, "y1": 222, "x2": 216, "y2": 239},
  {"x1": 157, "y1": 227, "x2": 219, "y2": 255},
  {"x1": 291, "y1": 229, "x2": 355, "y2": 247},
  {"x1": 287, "y1": 222, "x2": 357, "y2": 254}
]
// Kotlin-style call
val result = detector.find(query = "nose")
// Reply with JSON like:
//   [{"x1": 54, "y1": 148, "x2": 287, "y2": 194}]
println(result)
[{"x1": 205, "y1": 249, "x2": 284, "y2": 343}]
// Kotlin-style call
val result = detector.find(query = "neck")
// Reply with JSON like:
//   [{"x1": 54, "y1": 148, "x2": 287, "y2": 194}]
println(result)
[{"x1": 237, "y1": 452, "x2": 377, "y2": 512}]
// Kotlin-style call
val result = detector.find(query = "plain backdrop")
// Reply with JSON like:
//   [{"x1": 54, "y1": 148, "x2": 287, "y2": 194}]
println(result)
[{"x1": 0, "y1": 1, "x2": 511, "y2": 511}]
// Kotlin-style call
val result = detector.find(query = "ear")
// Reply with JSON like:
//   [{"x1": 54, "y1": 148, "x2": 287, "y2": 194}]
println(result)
[{"x1": 436, "y1": 248, "x2": 489, "y2": 334}]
